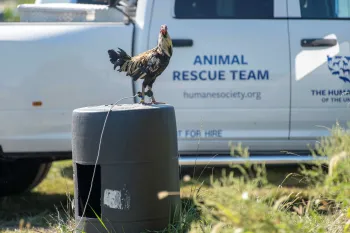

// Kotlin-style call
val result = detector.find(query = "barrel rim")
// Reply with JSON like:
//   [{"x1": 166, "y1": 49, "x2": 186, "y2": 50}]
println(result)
[{"x1": 73, "y1": 104, "x2": 174, "y2": 113}]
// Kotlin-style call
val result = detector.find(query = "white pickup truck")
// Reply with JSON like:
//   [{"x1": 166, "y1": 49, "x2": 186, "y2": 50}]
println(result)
[{"x1": 0, "y1": 0, "x2": 349, "y2": 196}]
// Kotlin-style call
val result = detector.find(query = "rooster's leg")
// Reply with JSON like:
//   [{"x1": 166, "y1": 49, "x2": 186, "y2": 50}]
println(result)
[
  {"x1": 139, "y1": 85, "x2": 145, "y2": 104},
  {"x1": 149, "y1": 87, "x2": 165, "y2": 105}
]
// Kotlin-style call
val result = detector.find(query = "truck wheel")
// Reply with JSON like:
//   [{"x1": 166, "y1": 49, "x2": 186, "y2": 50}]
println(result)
[{"x1": 0, "y1": 159, "x2": 52, "y2": 197}]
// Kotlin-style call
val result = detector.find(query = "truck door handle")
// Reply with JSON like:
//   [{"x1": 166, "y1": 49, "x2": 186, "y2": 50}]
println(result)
[
  {"x1": 301, "y1": 38, "x2": 337, "y2": 47},
  {"x1": 172, "y1": 39, "x2": 193, "y2": 47}
]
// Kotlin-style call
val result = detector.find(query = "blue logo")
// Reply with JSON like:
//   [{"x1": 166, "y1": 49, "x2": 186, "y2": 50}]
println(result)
[{"x1": 327, "y1": 55, "x2": 350, "y2": 83}]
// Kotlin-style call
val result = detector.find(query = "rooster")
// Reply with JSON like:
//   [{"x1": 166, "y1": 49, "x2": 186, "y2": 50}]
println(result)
[{"x1": 107, "y1": 24, "x2": 173, "y2": 104}]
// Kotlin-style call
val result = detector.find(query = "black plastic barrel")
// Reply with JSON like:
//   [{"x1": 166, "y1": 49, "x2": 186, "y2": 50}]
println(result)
[{"x1": 72, "y1": 104, "x2": 181, "y2": 233}]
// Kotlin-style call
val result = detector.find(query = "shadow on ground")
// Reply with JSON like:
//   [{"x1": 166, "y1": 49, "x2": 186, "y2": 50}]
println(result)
[
  {"x1": 0, "y1": 160, "x2": 74, "y2": 231},
  {"x1": 0, "y1": 192, "x2": 73, "y2": 229},
  {"x1": 61, "y1": 166, "x2": 73, "y2": 180}
]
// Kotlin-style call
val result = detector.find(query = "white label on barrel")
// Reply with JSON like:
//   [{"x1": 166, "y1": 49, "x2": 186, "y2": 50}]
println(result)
[
  {"x1": 103, "y1": 188, "x2": 131, "y2": 210},
  {"x1": 104, "y1": 189, "x2": 122, "y2": 209}
]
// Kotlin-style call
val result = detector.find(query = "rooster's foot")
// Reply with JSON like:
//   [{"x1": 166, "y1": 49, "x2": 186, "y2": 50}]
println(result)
[
  {"x1": 152, "y1": 101, "x2": 166, "y2": 105},
  {"x1": 139, "y1": 99, "x2": 153, "y2": 105}
]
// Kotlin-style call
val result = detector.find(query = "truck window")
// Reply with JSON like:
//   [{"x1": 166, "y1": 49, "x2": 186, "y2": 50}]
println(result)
[
  {"x1": 299, "y1": 0, "x2": 350, "y2": 18},
  {"x1": 174, "y1": 0, "x2": 274, "y2": 19}
]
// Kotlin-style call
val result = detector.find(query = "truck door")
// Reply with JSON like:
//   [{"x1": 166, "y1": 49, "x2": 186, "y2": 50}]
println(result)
[
  {"x1": 145, "y1": 0, "x2": 291, "y2": 152},
  {"x1": 287, "y1": 0, "x2": 350, "y2": 140}
]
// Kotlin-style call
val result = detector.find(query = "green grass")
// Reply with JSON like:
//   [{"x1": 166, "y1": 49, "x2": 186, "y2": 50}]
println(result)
[
  {"x1": 2, "y1": 0, "x2": 36, "y2": 22},
  {"x1": 0, "y1": 122, "x2": 350, "y2": 233}
]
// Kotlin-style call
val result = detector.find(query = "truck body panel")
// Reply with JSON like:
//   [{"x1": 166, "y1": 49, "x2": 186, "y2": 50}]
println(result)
[
  {"x1": 287, "y1": 0, "x2": 350, "y2": 140},
  {"x1": 0, "y1": 23, "x2": 134, "y2": 152},
  {"x1": 146, "y1": 0, "x2": 292, "y2": 152}
]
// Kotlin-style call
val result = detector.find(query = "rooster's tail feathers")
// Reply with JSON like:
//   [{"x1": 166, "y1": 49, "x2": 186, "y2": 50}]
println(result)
[{"x1": 107, "y1": 48, "x2": 131, "y2": 71}]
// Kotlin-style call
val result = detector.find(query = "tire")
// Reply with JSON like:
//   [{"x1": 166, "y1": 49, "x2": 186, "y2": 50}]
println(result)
[{"x1": 0, "y1": 159, "x2": 52, "y2": 197}]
